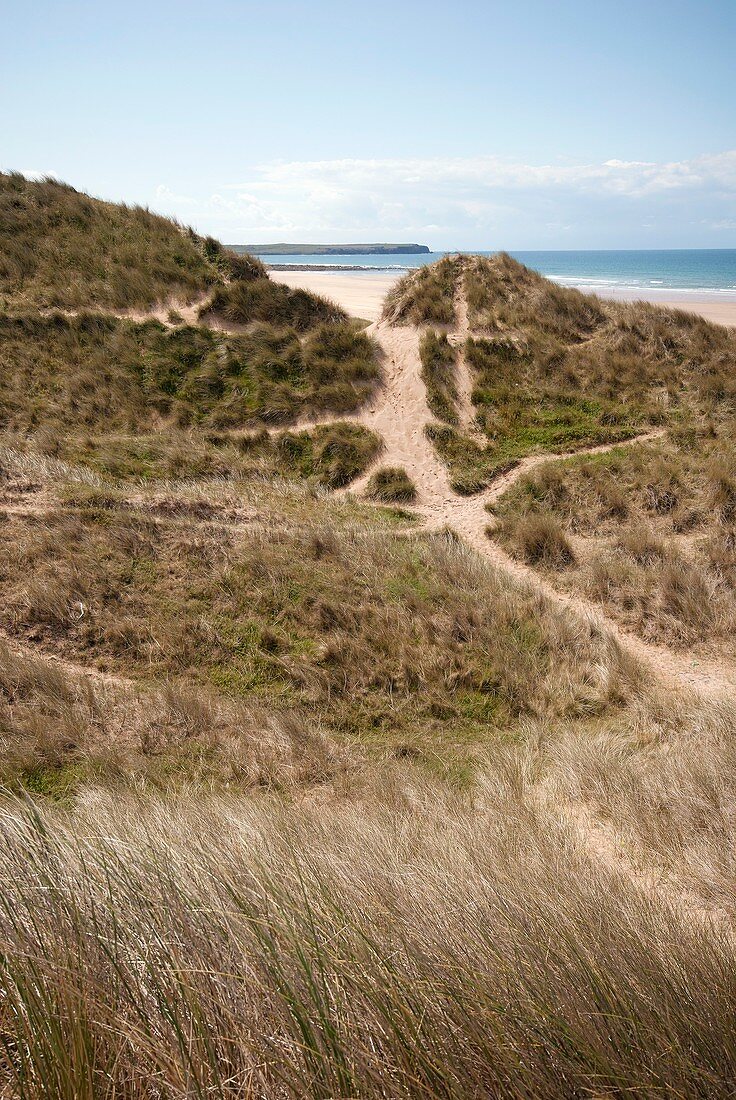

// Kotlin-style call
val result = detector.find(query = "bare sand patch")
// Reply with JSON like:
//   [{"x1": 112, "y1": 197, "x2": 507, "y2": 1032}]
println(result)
[{"x1": 270, "y1": 270, "x2": 401, "y2": 321}]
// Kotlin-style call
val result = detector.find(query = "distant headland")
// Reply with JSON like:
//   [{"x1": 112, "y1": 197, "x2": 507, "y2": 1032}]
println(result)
[{"x1": 229, "y1": 243, "x2": 431, "y2": 256}]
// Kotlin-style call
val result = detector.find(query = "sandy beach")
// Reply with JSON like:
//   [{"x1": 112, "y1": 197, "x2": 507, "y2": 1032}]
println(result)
[
  {"x1": 274, "y1": 270, "x2": 397, "y2": 322},
  {"x1": 274, "y1": 268, "x2": 736, "y2": 327}
]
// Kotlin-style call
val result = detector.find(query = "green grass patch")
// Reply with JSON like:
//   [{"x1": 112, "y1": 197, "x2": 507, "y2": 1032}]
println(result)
[
  {"x1": 425, "y1": 423, "x2": 507, "y2": 494},
  {"x1": 420, "y1": 330, "x2": 459, "y2": 423},
  {"x1": 427, "y1": 379, "x2": 647, "y2": 496}
]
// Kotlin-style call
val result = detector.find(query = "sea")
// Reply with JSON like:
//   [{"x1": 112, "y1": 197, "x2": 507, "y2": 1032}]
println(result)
[{"x1": 261, "y1": 249, "x2": 736, "y2": 300}]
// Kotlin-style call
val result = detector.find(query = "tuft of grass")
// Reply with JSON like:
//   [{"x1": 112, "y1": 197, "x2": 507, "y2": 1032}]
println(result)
[
  {"x1": 366, "y1": 466, "x2": 417, "y2": 503},
  {"x1": 383, "y1": 256, "x2": 460, "y2": 325},
  {"x1": 199, "y1": 233, "x2": 268, "y2": 282},
  {"x1": 501, "y1": 511, "x2": 576, "y2": 568},
  {"x1": 239, "y1": 422, "x2": 383, "y2": 489},
  {"x1": 203, "y1": 278, "x2": 346, "y2": 331},
  {"x1": 419, "y1": 330, "x2": 459, "y2": 423}
]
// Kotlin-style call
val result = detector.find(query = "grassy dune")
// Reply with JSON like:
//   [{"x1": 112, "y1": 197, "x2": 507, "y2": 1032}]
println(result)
[
  {"x1": 383, "y1": 255, "x2": 460, "y2": 325},
  {"x1": 491, "y1": 430, "x2": 736, "y2": 658},
  {"x1": 464, "y1": 254, "x2": 736, "y2": 425},
  {"x1": 477, "y1": 257, "x2": 736, "y2": 662},
  {"x1": 0, "y1": 173, "x2": 385, "y2": 488},
  {"x1": 0, "y1": 313, "x2": 379, "y2": 435},
  {"x1": 0, "y1": 447, "x2": 643, "y2": 794},
  {"x1": 3, "y1": 183, "x2": 736, "y2": 1096},
  {"x1": 389, "y1": 253, "x2": 736, "y2": 495},
  {"x1": 0, "y1": 172, "x2": 219, "y2": 310}
]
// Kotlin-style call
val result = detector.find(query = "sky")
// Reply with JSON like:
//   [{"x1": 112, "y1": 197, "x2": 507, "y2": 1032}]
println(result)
[{"x1": 2, "y1": 0, "x2": 735, "y2": 249}]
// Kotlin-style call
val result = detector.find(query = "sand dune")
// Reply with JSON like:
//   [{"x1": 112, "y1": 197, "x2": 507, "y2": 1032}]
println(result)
[
  {"x1": 273, "y1": 268, "x2": 736, "y2": 327},
  {"x1": 357, "y1": 319, "x2": 733, "y2": 698}
]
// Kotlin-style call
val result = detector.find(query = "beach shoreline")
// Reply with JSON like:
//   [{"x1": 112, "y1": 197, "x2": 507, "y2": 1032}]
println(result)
[{"x1": 273, "y1": 268, "x2": 736, "y2": 327}]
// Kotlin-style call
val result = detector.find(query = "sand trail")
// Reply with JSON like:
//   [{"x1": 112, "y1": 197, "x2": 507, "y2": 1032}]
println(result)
[
  {"x1": 351, "y1": 281, "x2": 736, "y2": 921},
  {"x1": 341, "y1": 286, "x2": 736, "y2": 700},
  {"x1": 553, "y1": 797, "x2": 733, "y2": 928},
  {"x1": 0, "y1": 627, "x2": 133, "y2": 691},
  {"x1": 448, "y1": 281, "x2": 480, "y2": 434},
  {"x1": 347, "y1": 324, "x2": 457, "y2": 504},
  {"x1": 39, "y1": 292, "x2": 214, "y2": 328}
]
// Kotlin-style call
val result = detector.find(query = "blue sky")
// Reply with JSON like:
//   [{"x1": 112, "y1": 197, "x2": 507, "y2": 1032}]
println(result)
[{"x1": 2, "y1": 0, "x2": 735, "y2": 248}]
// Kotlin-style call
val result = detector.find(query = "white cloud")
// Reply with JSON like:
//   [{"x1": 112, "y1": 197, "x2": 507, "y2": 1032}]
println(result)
[
  {"x1": 223, "y1": 150, "x2": 736, "y2": 198},
  {"x1": 149, "y1": 151, "x2": 736, "y2": 247},
  {"x1": 155, "y1": 183, "x2": 197, "y2": 207}
]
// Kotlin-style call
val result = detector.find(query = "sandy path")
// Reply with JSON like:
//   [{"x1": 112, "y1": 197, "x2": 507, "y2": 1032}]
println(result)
[
  {"x1": 0, "y1": 498, "x2": 272, "y2": 539},
  {"x1": 417, "y1": 436, "x2": 735, "y2": 694},
  {"x1": 347, "y1": 324, "x2": 457, "y2": 502},
  {"x1": 448, "y1": 283, "x2": 479, "y2": 433},
  {"x1": 40, "y1": 292, "x2": 214, "y2": 328},
  {"x1": 119, "y1": 293, "x2": 211, "y2": 326},
  {"x1": 242, "y1": 319, "x2": 469, "y2": 502},
  {"x1": 335, "y1": 289, "x2": 736, "y2": 698},
  {"x1": 0, "y1": 627, "x2": 133, "y2": 691},
  {"x1": 553, "y1": 797, "x2": 733, "y2": 927}
]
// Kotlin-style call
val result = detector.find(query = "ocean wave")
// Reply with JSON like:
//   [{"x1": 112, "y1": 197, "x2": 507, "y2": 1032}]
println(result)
[
  {"x1": 549, "y1": 275, "x2": 736, "y2": 297},
  {"x1": 263, "y1": 256, "x2": 736, "y2": 295}
]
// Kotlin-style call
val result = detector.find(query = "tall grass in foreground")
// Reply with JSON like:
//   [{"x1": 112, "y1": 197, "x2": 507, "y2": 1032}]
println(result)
[{"x1": 0, "y1": 790, "x2": 733, "y2": 1098}]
